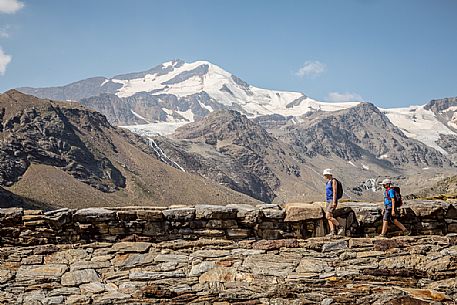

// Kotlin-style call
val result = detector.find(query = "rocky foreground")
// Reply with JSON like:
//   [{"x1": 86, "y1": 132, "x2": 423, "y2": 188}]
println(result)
[
  {"x1": 1, "y1": 235, "x2": 456, "y2": 304},
  {"x1": 0, "y1": 201, "x2": 456, "y2": 304}
]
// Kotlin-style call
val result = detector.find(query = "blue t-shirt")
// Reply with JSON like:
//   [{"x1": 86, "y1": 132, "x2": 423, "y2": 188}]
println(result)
[
  {"x1": 384, "y1": 189, "x2": 396, "y2": 207},
  {"x1": 326, "y1": 180, "x2": 333, "y2": 201}
]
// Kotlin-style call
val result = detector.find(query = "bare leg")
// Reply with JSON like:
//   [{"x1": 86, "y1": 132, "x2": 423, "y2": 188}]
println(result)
[
  {"x1": 381, "y1": 221, "x2": 389, "y2": 235},
  {"x1": 393, "y1": 219, "x2": 406, "y2": 231},
  {"x1": 326, "y1": 212, "x2": 340, "y2": 232}
]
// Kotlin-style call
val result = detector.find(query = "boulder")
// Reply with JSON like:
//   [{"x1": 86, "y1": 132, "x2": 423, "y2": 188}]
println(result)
[{"x1": 284, "y1": 202, "x2": 324, "y2": 222}]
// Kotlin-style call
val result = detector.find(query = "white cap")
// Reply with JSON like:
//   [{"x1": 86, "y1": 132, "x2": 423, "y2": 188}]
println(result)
[
  {"x1": 379, "y1": 178, "x2": 392, "y2": 185},
  {"x1": 322, "y1": 169, "x2": 333, "y2": 176}
]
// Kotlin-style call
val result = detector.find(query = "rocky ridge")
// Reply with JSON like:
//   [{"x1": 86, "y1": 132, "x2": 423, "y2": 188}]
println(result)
[{"x1": 167, "y1": 110, "x2": 304, "y2": 203}]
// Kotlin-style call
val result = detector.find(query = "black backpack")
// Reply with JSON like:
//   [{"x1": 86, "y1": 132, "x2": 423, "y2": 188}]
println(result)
[
  {"x1": 388, "y1": 186, "x2": 403, "y2": 207},
  {"x1": 334, "y1": 178, "x2": 344, "y2": 200}
]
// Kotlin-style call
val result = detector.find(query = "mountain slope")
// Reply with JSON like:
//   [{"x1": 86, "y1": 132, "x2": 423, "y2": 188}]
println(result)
[
  {"x1": 0, "y1": 90, "x2": 260, "y2": 208},
  {"x1": 149, "y1": 107, "x2": 455, "y2": 203},
  {"x1": 280, "y1": 102, "x2": 452, "y2": 168},
  {"x1": 164, "y1": 110, "x2": 307, "y2": 203}
]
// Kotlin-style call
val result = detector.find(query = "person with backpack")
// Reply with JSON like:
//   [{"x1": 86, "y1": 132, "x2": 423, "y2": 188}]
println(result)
[
  {"x1": 323, "y1": 169, "x2": 344, "y2": 236},
  {"x1": 379, "y1": 178, "x2": 411, "y2": 237}
]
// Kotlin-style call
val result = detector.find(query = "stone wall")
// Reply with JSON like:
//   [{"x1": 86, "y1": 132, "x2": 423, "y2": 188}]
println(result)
[
  {"x1": 1, "y1": 200, "x2": 457, "y2": 304},
  {"x1": 0, "y1": 200, "x2": 456, "y2": 246}
]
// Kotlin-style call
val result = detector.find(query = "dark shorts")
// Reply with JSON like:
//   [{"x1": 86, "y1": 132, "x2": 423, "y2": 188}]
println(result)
[
  {"x1": 326, "y1": 201, "x2": 338, "y2": 214},
  {"x1": 383, "y1": 207, "x2": 397, "y2": 223}
]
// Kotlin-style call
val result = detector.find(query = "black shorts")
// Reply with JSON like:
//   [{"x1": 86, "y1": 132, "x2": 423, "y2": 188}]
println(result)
[{"x1": 383, "y1": 207, "x2": 397, "y2": 223}]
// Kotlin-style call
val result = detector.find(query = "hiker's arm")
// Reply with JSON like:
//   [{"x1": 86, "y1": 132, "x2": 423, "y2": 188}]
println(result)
[
  {"x1": 332, "y1": 179, "x2": 337, "y2": 206},
  {"x1": 391, "y1": 195, "x2": 396, "y2": 216}
]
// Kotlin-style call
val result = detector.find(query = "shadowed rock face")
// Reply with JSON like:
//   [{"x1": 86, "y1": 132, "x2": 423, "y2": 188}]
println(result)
[
  {"x1": 0, "y1": 90, "x2": 125, "y2": 192},
  {"x1": 0, "y1": 202, "x2": 456, "y2": 304}
]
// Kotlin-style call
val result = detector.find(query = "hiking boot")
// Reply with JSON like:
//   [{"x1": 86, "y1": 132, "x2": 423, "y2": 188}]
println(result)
[
  {"x1": 403, "y1": 230, "x2": 411, "y2": 236},
  {"x1": 337, "y1": 226, "x2": 345, "y2": 236},
  {"x1": 325, "y1": 232, "x2": 336, "y2": 237},
  {"x1": 378, "y1": 233, "x2": 387, "y2": 238}
]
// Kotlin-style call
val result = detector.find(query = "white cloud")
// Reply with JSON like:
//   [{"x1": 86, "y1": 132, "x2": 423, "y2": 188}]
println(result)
[
  {"x1": 326, "y1": 91, "x2": 363, "y2": 102},
  {"x1": 0, "y1": 0, "x2": 24, "y2": 14},
  {"x1": 0, "y1": 47, "x2": 12, "y2": 75},
  {"x1": 295, "y1": 60, "x2": 326, "y2": 78}
]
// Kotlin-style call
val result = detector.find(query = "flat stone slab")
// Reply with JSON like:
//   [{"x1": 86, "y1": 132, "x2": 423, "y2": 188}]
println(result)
[
  {"x1": 322, "y1": 240, "x2": 348, "y2": 252},
  {"x1": 284, "y1": 202, "x2": 324, "y2": 222},
  {"x1": 15, "y1": 264, "x2": 68, "y2": 282},
  {"x1": 162, "y1": 207, "x2": 195, "y2": 221},
  {"x1": 195, "y1": 205, "x2": 238, "y2": 219},
  {"x1": 111, "y1": 242, "x2": 152, "y2": 253},
  {"x1": 61, "y1": 269, "x2": 99, "y2": 286},
  {"x1": 73, "y1": 208, "x2": 117, "y2": 222}
]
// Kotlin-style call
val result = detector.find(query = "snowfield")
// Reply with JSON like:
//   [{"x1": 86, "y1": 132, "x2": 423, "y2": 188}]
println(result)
[{"x1": 382, "y1": 105, "x2": 456, "y2": 154}]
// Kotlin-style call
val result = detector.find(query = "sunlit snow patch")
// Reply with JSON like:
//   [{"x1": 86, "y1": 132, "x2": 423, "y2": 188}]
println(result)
[{"x1": 383, "y1": 105, "x2": 456, "y2": 154}]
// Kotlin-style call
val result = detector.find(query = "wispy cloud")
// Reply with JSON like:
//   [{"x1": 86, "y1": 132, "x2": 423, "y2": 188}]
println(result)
[
  {"x1": 0, "y1": 47, "x2": 12, "y2": 75},
  {"x1": 326, "y1": 92, "x2": 363, "y2": 102},
  {"x1": 0, "y1": 0, "x2": 24, "y2": 14},
  {"x1": 0, "y1": 25, "x2": 11, "y2": 38},
  {"x1": 295, "y1": 60, "x2": 326, "y2": 78}
]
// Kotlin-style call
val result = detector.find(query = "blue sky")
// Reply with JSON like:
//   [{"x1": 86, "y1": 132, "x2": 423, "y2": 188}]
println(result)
[{"x1": 0, "y1": 0, "x2": 456, "y2": 107}]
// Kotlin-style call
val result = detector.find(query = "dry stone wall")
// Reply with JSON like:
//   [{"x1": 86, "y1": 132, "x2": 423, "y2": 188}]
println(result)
[
  {"x1": 0, "y1": 200, "x2": 457, "y2": 304},
  {"x1": 0, "y1": 201, "x2": 456, "y2": 246}
]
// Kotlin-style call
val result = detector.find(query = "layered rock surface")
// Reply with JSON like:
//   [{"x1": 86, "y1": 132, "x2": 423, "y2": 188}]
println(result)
[
  {"x1": 1, "y1": 234, "x2": 456, "y2": 304},
  {"x1": 1, "y1": 201, "x2": 457, "y2": 304}
]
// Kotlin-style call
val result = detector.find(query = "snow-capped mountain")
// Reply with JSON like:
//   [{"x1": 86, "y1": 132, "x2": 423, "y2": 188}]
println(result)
[
  {"x1": 18, "y1": 59, "x2": 358, "y2": 132},
  {"x1": 110, "y1": 59, "x2": 359, "y2": 116},
  {"x1": 14, "y1": 60, "x2": 457, "y2": 202},
  {"x1": 17, "y1": 59, "x2": 457, "y2": 158}
]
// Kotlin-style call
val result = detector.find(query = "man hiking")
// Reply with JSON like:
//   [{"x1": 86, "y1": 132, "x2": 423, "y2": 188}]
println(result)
[
  {"x1": 379, "y1": 178, "x2": 410, "y2": 237},
  {"x1": 323, "y1": 169, "x2": 344, "y2": 236}
]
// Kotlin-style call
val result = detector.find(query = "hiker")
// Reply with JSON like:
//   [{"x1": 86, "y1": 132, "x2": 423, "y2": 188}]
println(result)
[
  {"x1": 323, "y1": 169, "x2": 344, "y2": 236},
  {"x1": 379, "y1": 178, "x2": 410, "y2": 237}
]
